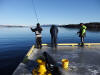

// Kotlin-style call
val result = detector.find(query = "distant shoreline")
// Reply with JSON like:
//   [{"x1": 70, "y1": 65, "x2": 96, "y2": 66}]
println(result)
[
  {"x1": 0, "y1": 25, "x2": 28, "y2": 28},
  {"x1": 59, "y1": 22, "x2": 100, "y2": 32},
  {"x1": 0, "y1": 22, "x2": 100, "y2": 28},
  {"x1": 59, "y1": 22, "x2": 100, "y2": 28}
]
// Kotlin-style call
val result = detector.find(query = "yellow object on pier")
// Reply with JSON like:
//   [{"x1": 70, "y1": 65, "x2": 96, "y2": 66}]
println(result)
[
  {"x1": 32, "y1": 59, "x2": 48, "y2": 75},
  {"x1": 62, "y1": 59, "x2": 69, "y2": 70}
]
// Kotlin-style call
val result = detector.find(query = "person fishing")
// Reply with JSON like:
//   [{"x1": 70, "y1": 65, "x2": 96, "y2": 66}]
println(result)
[
  {"x1": 77, "y1": 23, "x2": 87, "y2": 44},
  {"x1": 50, "y1": 25, "x2": 58, "y2": 48},
  {"x1": 30, "y1": 23, "x2": 43, "y2": 49}
]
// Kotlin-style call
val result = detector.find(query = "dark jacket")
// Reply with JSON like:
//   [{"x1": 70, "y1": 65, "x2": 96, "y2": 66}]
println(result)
[
  {"x1": 31, "y1": 27, "x2": 42, "y2": 37},
  {"x1": 50, "y1": 26, "x2": 58, "y2": 37}
]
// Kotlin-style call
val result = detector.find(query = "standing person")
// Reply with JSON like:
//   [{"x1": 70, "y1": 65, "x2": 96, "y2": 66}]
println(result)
[
  {"x1": 50, "y1": 25, "x2": 58, "y2": 48},
  {"x1": 30, "y1": 23, "x2": 43, "y2": 49},
  {"x1": 77, "y1": 23, "x2": 87, "y2": 44}
]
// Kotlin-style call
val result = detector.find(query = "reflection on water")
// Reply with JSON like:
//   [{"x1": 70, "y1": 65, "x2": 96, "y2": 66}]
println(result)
[
  {"x1": 0, "y1": 27, "x2": 100, "y2": 75},
  {"x1": 87, "y1": 28, "x2": 100, "y2": 32}
]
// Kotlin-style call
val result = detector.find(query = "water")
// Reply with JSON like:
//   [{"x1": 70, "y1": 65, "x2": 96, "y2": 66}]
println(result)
[{"x1": 0, "y1": 26, "x2": 100, "y2": 75}]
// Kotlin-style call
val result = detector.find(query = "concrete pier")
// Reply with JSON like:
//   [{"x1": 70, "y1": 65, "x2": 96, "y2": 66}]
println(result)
[{"x1": 13, "y1": 43, "x2": 100, "y2": 75}]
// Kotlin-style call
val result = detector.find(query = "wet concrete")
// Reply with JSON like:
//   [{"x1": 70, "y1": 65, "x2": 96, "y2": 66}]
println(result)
[
  {"x1": 45, "y1": 46, "x2": 100, "y2": 75},
  {"x1": 13, "y1": 45, "x2": 100, "y2": 75}
]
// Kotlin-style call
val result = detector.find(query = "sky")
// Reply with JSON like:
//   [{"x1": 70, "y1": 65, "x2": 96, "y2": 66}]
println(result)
[{"x1": 0, "y1": 0, "x2": 100, "y2": 26}]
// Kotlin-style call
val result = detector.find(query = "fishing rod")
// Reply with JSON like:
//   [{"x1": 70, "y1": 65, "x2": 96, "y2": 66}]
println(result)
[{"x1": 32, "y1": 0, "x2": 39, "y2": 24}]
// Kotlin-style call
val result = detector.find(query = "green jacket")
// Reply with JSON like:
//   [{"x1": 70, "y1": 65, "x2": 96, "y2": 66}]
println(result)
[{"x1": 80, "y1": 25, "x2": 87, "y2": 36}]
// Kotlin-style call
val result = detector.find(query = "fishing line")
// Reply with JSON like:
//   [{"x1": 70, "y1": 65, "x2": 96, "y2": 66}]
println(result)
[{"x1": 32, "y1": 0, "x2": 39, "y2": 23}]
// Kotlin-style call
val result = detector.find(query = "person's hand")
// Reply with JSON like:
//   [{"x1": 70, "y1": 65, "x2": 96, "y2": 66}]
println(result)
[
  {"x1": 77, "y1": 32, "x2": 79, "y2": 35},
  {"x1": 30, "y1": 27, "x2": 32, "y2": 29}
]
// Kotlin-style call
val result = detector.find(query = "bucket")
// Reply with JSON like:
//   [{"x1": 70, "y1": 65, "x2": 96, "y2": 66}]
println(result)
[{"x1": 62, "y1": 59, "x2": 69, "y2": 70}]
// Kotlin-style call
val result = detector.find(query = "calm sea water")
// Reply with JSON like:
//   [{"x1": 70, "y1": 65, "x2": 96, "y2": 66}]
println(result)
[{"x1": 0, "y1": 26, "x2": 100, "y2": 75}]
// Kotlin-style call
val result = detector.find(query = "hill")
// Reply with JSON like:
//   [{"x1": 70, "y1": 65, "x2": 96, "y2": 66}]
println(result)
[{"x1": 59, "y1": 22, "x2": 100, "y2": 32}]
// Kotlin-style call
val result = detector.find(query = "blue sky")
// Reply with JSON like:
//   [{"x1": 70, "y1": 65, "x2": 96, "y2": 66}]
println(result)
[{"x1": 0, "y1": 0, "x2": 100, "y2": 26}]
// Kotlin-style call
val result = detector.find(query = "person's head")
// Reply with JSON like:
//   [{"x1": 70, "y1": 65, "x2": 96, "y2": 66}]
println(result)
[
  {"x1": 51, "y1": 25, "x2": 55, "y2": 28},
  {"x1": 37, "y1": 23, "x2": 40, "y2": 27},
  {"x1": 80, "y1": 23, "x2": 83, "y2": 26}
]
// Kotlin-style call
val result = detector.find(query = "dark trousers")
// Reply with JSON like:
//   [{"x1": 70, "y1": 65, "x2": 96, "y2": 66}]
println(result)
[
  {"x1": 51, "y1": 35, "x2": 57, "y2": 48},
  {"x1": 79, "y1": 33, "x2": 86, "y2": 43},
  {"x1": 80, "y1": 36, "x2": 84, "y2": 43},
  {"x1": 36, "y1": 37, "x2": 42, "y2": 49}
]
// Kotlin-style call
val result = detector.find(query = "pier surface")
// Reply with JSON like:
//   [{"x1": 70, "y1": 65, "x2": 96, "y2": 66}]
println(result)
[{"x1": 13, "y1": 43, "x2": 100, "y2": 75}]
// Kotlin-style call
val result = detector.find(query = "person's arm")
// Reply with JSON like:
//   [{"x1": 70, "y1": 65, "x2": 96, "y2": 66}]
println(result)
[
  {"x1": 57, "y1": 27, "x2": 58, "y2": 33},
  {"x1": 77, "y1": 29, "x2": 81, "y2": 35},
  {"x1": 38, "y1": 27, "x2": 42, "y2": 33},
  {"x1": 41, "y1": 27, "x2": 43, "y2": 31},
  {"x1": 77, "y1": 31, "x2": 80, "y2": 33},
  {"x1": 50, "y1": 28, "x2": 52, "y2": 34},
  {"x1": 30, "y1": 27, "x2": 36, "y2": 32},
  {"x1": 84, "y1": 25, "x2": 87, "y2": 30}
]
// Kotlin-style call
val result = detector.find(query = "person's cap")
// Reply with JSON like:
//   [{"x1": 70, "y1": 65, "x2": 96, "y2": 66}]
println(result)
[{"x1": 80, "y1": 23, "x2": 83, "y2": 25}]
